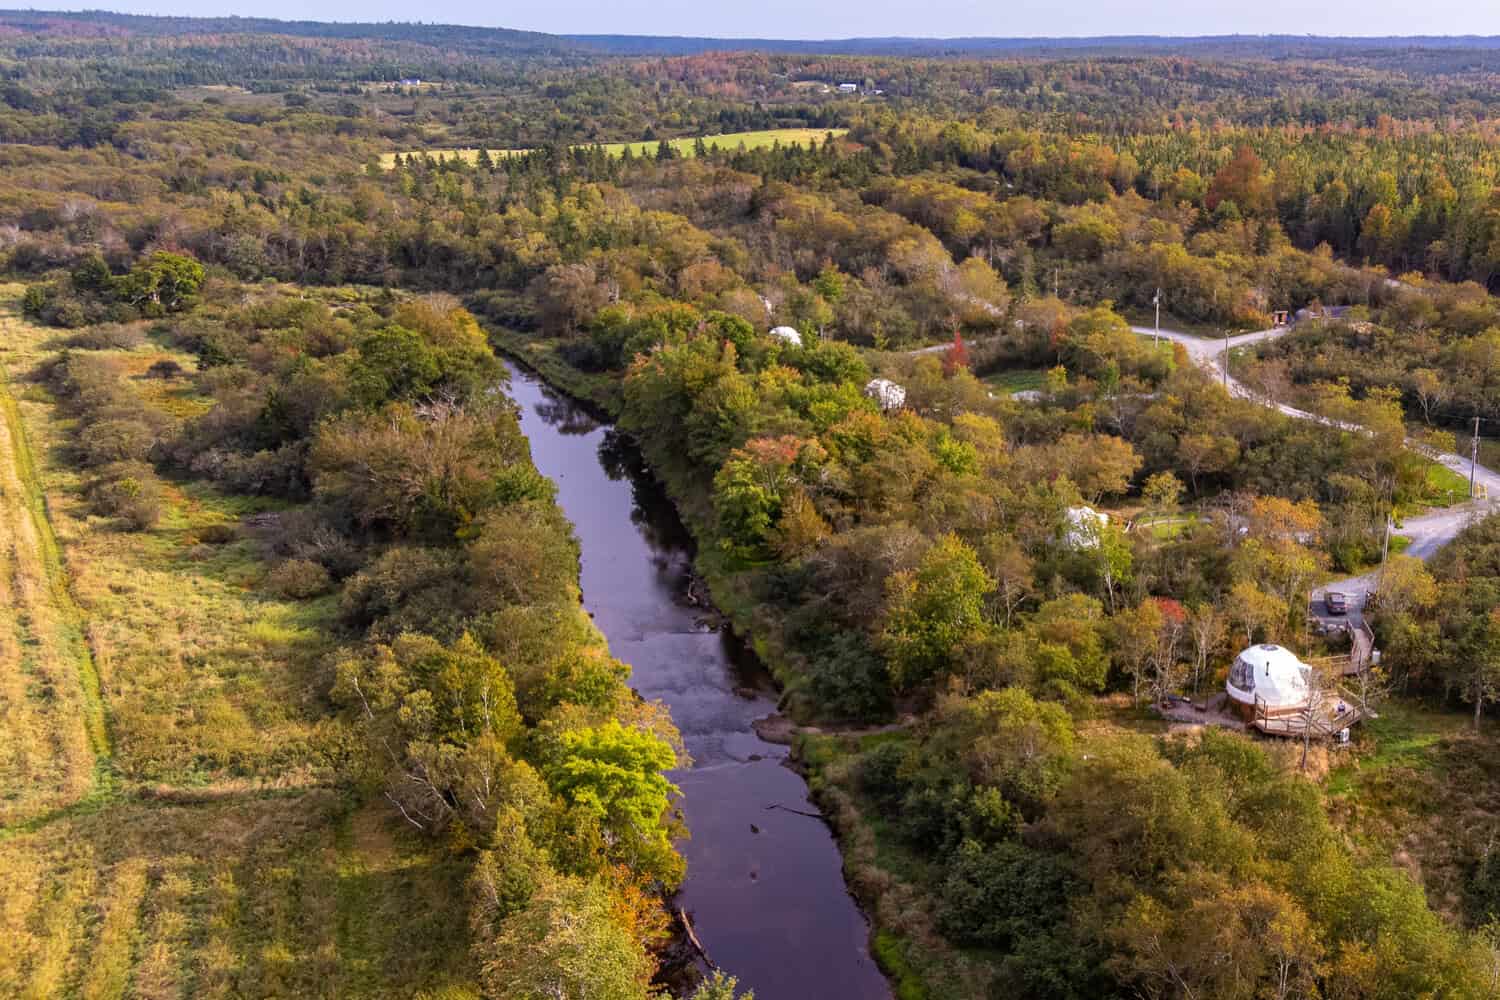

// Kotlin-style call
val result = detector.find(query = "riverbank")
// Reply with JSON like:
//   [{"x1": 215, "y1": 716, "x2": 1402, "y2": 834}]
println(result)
[
  {"x1": 490, "y1": 323, "x2": 957, "y2": 997},
  {"x1": 486, "y1": 323, "x2": 830, "y2": 720},
  {"x1": 502, "y1": 360, "x2": 889, "y2": 999}
]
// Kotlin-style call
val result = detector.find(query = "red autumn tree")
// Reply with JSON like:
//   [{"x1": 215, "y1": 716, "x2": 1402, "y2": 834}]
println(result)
[{"x1": 943, "y1": 328, "x2": 970, "y2": 376}]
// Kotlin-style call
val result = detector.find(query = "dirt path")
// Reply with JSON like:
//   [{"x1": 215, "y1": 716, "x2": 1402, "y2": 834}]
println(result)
[{"x1": 0, "y1": 358, "x2": 110, "y2": 829}]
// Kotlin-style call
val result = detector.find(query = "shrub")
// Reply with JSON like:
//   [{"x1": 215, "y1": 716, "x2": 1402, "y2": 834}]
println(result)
[
  {"x1": 196, "y1": 522, "x2": 237, "y2": 545},
  {"x1": 85, "y1": 462, "x2": 163, "y2": 530},
  {"x1": 937, "y1": 842, "x2": 1075, "y2": 950},
  {"x1": 21, "y1": 283, "x2": 47, "y2": 318},
  {"x1": 798, "y1": 630, "x2": 893, "y2": 722},
  {"x1": 339, "y1": 545, "x2": 469, "y2": 639},
  {"x1": 269, "y1": 507, "x2": 363, "y2": 579},
  {"x1": 63, "y1": 324, "x2": 146, "y2": 351},
  {"x1": 263, "y1": 558, "x2": 333, "y2": 599},
  {"x1": 857, "y1": 740, "x2": 909, "y2": 811},
  {"x1": 79, "y1": 417, "x2": 156, "y2": 466},
  {"x1": 146, "y1": 358, "x2": 184, "y2": 379}
]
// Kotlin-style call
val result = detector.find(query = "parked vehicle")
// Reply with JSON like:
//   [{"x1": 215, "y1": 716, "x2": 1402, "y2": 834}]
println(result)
[{"x1": 1325, "y1": 591, "x2": 1348, "y2": 615}]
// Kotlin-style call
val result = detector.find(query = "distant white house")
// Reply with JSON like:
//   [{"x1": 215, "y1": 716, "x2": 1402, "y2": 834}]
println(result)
[
  {"x1": 837, "y1": 83, "x2": 859, "y2": 93},
  {"x1": 864, "y1": 377, "x2": 906, "y2": 412},
  {"x1": 1063, "y1": 506, "x2": 1109, "y2": 549},
  {"x1": 768, "y1": 325, "x2": 803, "y2": 347}
]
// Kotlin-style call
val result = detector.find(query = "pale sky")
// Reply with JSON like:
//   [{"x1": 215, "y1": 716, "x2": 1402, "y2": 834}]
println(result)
[{"x1": 86, "y1": 0, "x2": 1500, "y2": 40}]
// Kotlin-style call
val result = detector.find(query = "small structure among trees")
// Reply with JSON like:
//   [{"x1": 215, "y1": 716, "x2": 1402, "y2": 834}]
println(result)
[
  {"x1": 863, "y1": 377, "x2": 906, "y2": 412},
  {"x1": 1225, "y1": 642, "x2": 1365, "y2": 738},
  {"x1": 768, "y1": 325, "x2": 803, "y2": 347},
  {"x1": 1063, "y1": 505, "x2": 1109, "y2": 549}
]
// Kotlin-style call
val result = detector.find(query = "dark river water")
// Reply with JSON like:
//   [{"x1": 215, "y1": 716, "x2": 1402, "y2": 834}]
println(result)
[{"x1": 506, "y1": 364, "x2": 890, "y2": 1000}]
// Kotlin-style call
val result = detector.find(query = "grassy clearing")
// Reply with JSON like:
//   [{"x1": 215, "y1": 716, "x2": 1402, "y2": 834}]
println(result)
[
  {"x1": 1324, "y1": 699, "x2": 1500, "y2": 921},
  {"x1": 1133, "y1": 512, "x2": 1202, "y2": 541},
  {"x1": 980, "y1": 368, "x2": 1046, "y2": 394},
  {"x1": 1420, "y1": 460, "x2": 1472, "y2": 507},
  {"x1": 0, "y1": 297, "x2": 337, "y2": 790},
  {"x1": 0, "y1": 300, "x2": 107, "y2": 826},
  {"x1": 0, "y1": 794, "x2": 476, "y2": 998},
  {"x1": 380, "y1": 127, "x2": 848, "y2": 168}
]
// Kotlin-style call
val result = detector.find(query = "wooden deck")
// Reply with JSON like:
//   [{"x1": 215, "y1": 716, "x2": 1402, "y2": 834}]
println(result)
[
  {"x1": 1307, "y1": 621, "x2": 1375, "y2": 679},
  {"x1": 1252, "y1": 688, "x2": 1367, "y2": 737}
]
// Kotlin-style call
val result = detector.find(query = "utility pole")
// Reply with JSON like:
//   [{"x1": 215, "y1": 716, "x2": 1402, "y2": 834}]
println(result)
[
  {"x1": 1153, "y1": 287, "x2": 1161, "y2": 345},
  {"x1": 1222, "y1": 330, "x2": 1230, "y2": 389},
  {"x1": 1472, "y1": 415, "x2": 1482, "y2": 499}
]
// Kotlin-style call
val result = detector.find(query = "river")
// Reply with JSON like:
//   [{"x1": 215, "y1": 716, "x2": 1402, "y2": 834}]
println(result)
[{"x1": 506, "y1": 364, "x2": 890, "y2": 1000}]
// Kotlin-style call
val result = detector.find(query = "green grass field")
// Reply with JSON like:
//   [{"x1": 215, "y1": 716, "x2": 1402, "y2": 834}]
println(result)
[
  {"x1": 1420, "y1": 460, "x2": 1471, "y2": 507},
  {"x1": 380, "y1": 127, "x2": 848, "y2": 168},
  {"x1": 981, "y1": 368, "x2": 1046, "y2": 394},
  {"x1": 1134, "y1": 512, "x2": 1203, "y2": 541}
]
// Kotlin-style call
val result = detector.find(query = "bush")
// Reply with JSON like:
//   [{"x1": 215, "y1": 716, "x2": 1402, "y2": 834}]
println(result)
[
  {"x1": 79, "y1": 417, "x2": 156, "y2": 466},
  {"x1": 937, "y1": 842, "x2": 1076, "y2": 950},
  {"x1": 339, "y1": 545, "x2": 469, "y2": 639},
  {"x1": 63, "y1": 324, "x2": 146, "y2": 351},
  {"x1": 268, "y1": 507, "x2": 363, "y2": 579},
  {"x1": 85, "y1": 461, "x2": 163, "y2": 530},
  {"x1": 21, "y1": 283, "x2": 47, "y2": 318},
  {"x1": 146, "y1": 358, "x2": 184, "y2": 379},
  {"x1": 857, "y1": 740, "x2": 909, "y2": 811},
  {"x1": 196, "y1": 522, "x2": 238, "y2": 545},
  {"x1": 263, "y1": 558, "x2": 333, "y2": 599},
  {"x1": 798, "y1": 630, "x2": 893, "y2": 722}
]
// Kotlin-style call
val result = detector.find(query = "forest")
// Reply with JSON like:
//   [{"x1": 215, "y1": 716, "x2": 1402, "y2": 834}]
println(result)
[{"x1": 7, "y1": 10, "x2": 1500, "y2": 1000}]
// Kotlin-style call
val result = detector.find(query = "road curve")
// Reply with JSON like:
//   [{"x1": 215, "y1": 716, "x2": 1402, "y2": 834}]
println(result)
[{"x1": 1130, "y1": 324, "x2": 1500, "y2": 598}]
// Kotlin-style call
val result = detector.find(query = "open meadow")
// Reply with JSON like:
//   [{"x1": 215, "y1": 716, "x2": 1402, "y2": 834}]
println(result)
[{"x1": 378, "y1": 127, "x2": 848, "y2": 167}]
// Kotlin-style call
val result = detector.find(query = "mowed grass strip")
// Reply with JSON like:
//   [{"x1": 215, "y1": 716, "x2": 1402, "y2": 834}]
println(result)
[
  {"x1": 0, "y1": 304, "x2": 107, "y2": 827},
  {"x1": 380, "y1": 126, "x2": 848, "y2": 168},
  {"x1": 0, "y1": 794, "x2": 476, "y2": 998}
]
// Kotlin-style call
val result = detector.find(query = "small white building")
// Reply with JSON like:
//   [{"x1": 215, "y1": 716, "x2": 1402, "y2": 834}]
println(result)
[
  {"x1": 768, "y1": 325, "x2": 803, "y2": 347},
  {"x1": 1063, "y1": 506, "x2": 1109, "y2": 549},
  {"x1": 837, "y1": 83, "x2": 859, "y2": 93},
  {"x1": 864, "y1": 377, "x2": 906, "y2": 412}
]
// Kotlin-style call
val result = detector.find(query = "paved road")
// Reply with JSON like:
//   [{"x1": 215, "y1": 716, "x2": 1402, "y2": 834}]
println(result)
[
  {"x1": 1130, "y1": 324, "x2": 1335, "y2": 422},
  {"x1": 1132, "y1": 322, "x2": 1500, "y2": 607}
]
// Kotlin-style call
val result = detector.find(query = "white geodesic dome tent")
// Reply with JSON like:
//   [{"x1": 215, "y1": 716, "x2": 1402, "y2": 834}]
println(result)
[
  {"x1": 864, "y1": 377, "x2": 906, "y2": 412},
  {"x1": 768, "y1": 325, "x2": 803, "y2": 347},
  {"x1": 1226, "y1": 643, "x2": 1310, "y2": 716},
  {"x1": 1063, "y1": 506, "x2": 1108, "y2": 549}
]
